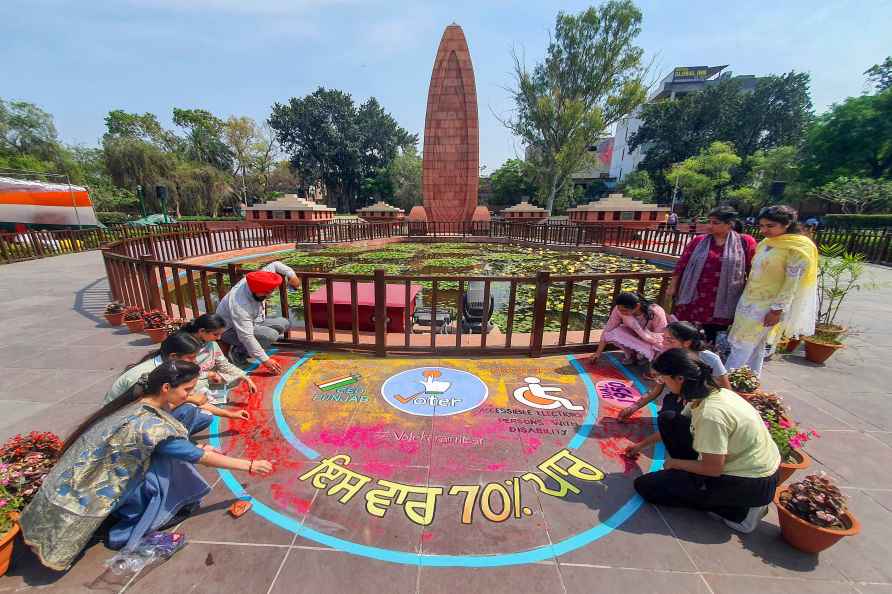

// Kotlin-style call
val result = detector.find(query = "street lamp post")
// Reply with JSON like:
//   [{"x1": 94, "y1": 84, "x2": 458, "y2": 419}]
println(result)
[
  {"x1": 137, "y1": 185, "x2": 146, "y2": 218},
  {"x1": 156, "y1": 185, "x2": 169, "y2": 224},
  {"x1": 669, "y1": 172, "x2": 680, "y2": 214}
]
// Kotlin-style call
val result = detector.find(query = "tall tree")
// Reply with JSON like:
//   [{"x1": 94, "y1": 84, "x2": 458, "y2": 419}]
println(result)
[
  {"x1": 726, "y1": 145, "x2": 801, "y2": 209},
  {"x1": 172, "y1": 108, "x2": 234, "y2": 172},
  {"x1": 269, "y1": 87, "x2": 416, "y2": 212},
  {"x1": 865, "y1": 56, "x2": 892, "y2": 93},
  {"x1": 801, "y1": 90, "x2": 892, "y2": 185},
  {"x1": 0, "y1": 98, "x2": 83, "y2": 180},
  {"x1": 387, "y1": 147, "x2": 422, "y2": 211},
  {"x1": 489, "y1": 158, "x2": 537, "y2": 209},
  {"x1": 104, "y1": 110, "x2": 179, "y2": 151},
  {"x1": 619, "y1": 169, "x2": 654, "y2": 201},
  {"x1": 0, "y1": 99, "x2": 59, "y2": 160},
  {"x1": 732, "y1": 72, "x2": 813, "y2": 158},
  {"x1": 102, "y1": 107, "x2": 239, "y2": 216},
  {"x1": 668, "y1": 141, "x2": 741, "y2": 217},
  {"x1": 224, "y1": 116, "x2": 259, "y2": 203},
  {"x1": 631, "y1": 72, "x2": 812, "y2": 193},
  {"x1": 504, "y1": 1, "x2": 646, "y2": 214}
]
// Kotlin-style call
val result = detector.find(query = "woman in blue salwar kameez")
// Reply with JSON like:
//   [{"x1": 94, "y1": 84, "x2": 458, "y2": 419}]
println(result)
[{"x1": 19, "y1": 361, "x2": 273, "y2": 571}]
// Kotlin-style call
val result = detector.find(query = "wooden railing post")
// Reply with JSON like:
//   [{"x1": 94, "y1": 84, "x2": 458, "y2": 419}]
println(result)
[
  {"x1": 374, "y1": 269, "x2": 387, "y2": 357},
  {"x1": 100, "y1": 244, "x2": 116, "y2": 300},
  {"x1": 529, "y1": 270, "x2": 550, "y2": 357},
  {"x1": 174, "y1": 232, "x2": 186, "y2": 259},
  {"x1": 140, "y1": 254, "x2": 162, "y2": 311},
  {"x1": 227, "y1": 263, "x2": 243, "y2": 288}
]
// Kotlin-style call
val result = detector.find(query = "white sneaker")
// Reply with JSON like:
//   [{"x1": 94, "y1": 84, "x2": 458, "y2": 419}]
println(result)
[{"x1": 722, "y1": 505, "x2": 768, "y2": 534}]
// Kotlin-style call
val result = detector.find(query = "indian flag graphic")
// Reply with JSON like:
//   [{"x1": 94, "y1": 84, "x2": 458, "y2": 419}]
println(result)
[{"x1": 316, "y1": 374, "x2": 360, "y2": 391}]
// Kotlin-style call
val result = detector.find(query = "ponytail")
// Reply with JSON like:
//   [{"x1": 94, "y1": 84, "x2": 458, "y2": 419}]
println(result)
[
  {"x1": 615, "y1": 291, "x2": 654, "y2": 321},
  {"x1": 652, "y1": 348, "x2": 718, "y2": 401},
  {"x1": 666, "y1": 321, "x2": 706, "y2": 351},
  {"x1": 181, "y1": 313, "x2": 227, "y2": 335},
  {"x1": 131, "y1": 332, "x2": 202, "y2": 367},
  {"x1": 62, "y1": 360, "x2": 201, "y2": 455}
]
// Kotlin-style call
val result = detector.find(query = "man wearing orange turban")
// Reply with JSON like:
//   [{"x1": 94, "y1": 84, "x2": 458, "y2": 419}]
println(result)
[{"x1": 216, "y1": 261, "x2": 300, "y2": 373}]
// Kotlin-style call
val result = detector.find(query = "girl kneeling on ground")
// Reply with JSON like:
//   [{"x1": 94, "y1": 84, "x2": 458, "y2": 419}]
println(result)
[
  {"x1": 629, "y1": 348, "x2": 780, "y2": 533},
  {"x1": 103, "y1": 332, "x2": 248, "y2": 434},
  {"x1": 181, "y1": 314, "x2": 257, "y2": 401},
  {"x1": 20, "y1": 361, "x2": 273, "y2": 571},
  {"x1": 590, "y1": 292, "x2": 668, "y2": 369}
]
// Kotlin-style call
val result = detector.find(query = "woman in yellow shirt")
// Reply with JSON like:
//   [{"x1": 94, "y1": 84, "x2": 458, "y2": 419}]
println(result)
[
  {"x1": 725, "y1": 205, "x2": 818, "y2": 376},
  {"x1": 632, "y1": 349, "x2": 781, "y2": 533}
]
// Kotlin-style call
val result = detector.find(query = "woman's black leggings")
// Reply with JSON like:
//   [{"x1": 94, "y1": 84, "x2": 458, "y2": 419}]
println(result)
[{"x1": 634, "y1": 409, "x2": 779, "y2": 523}]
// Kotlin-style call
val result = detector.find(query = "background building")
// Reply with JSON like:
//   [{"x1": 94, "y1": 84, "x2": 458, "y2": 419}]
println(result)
[
  {"x1": 610, "y1": 65, "x2": 763, "y2": 182},
  {"x1": 244, "y1": 194, "x2": 336, "y2": 223},
  {"x1": 570, "y1": 136, "x2": 616, "y2": 197},
  {"x1": 567, "y1": 193, "x2": 669, "y2": 228}
]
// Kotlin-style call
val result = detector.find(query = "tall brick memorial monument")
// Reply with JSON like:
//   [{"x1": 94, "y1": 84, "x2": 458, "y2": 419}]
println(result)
[{"x1": 409, "y1": 23, "x2": 489, "y2": 224}]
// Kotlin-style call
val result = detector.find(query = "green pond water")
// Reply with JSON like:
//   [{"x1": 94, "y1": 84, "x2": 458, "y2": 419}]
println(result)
[{"x1": 231, "y1": 242, "x2": 667, "y2": 334}]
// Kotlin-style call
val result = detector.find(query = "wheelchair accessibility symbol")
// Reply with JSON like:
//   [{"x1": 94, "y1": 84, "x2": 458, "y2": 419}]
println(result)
[{"x1": 513, "y1": 377, "x2": 584, "y2": 411}]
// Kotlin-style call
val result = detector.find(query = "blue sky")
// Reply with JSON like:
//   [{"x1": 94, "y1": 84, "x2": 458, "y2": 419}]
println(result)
[{"x1": 2, "y1": 0, "x2": 891, "y2": 170}]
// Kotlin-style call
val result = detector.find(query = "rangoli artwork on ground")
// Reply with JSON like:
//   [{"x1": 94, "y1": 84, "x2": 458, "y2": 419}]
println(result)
[{"x1": 209, "y1": 351, "x2": 665, "y2": 567}]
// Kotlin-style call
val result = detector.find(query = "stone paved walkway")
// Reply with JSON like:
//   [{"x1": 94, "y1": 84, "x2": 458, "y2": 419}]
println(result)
[{"x1": 1, "y1": 251, "x2": 891, "y2": 594}]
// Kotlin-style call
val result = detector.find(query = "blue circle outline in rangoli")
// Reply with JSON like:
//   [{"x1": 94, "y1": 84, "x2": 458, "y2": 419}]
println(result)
[{"x1": 210, "y1": 351, "x2": 665, "y2": 567}]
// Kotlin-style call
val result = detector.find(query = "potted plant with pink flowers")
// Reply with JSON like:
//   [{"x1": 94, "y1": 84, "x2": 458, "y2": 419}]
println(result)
[
  {"x1": 0, "y1": 485, "x2": 22, "y2": 576},
  {"x1": 0, "y1": 431, "x2": 63, "y2": 576},
  {"x1": 0, "y1": 432, "x2": 63, "y2": 504},
  {"x1": 764, "y1": 412, "x2": 819, "y2": 483}
]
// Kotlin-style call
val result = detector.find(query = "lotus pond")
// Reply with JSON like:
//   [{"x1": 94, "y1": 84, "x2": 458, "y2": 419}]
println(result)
[{"x1": 234, "y1": 242, "x2": 667, "y2": 333}]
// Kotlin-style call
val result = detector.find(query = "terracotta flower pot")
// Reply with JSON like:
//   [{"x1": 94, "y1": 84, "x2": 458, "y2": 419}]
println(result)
[
  {"x1": 778, "y1": 337, "x2": 801, "y2": 353},
  {"x1": 145, "y1": 327, "x2": 169, "y2": 343},
  {"x1": 0, "y1": 512, "x2": 20, "y2": 576},
  {"x1": 124, "y1": 319, "x2": 145, "y2": 333},
  {"x1": 774, "y1": 488, "x2": 860, "y2": 553},
  {"x1": 104, "y1": 312, "x2": 125, "y2": 326},
  {"x1": 778, "y1": 448, "x2": 811, "y2": 484},
  {"x1": 804, "y1": 337, "x2": 844, "y2": 364}
]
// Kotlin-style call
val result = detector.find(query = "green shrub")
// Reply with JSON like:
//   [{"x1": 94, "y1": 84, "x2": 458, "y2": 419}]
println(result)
[
  {"x1": 96, "y1": 211, "x2": 133, "y2": 225},
  {"x1": 823, "y1": 214, "x2": 892, "y2": 228}
]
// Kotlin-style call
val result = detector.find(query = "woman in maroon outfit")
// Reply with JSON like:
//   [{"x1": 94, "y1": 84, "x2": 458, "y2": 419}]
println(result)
[{"x1": 668, "y1": 207, "x2": 757, "y2": 343}]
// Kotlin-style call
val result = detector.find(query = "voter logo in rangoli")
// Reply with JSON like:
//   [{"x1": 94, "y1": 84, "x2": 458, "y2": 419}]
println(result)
[{"x1": 381, "y1": 367, "x2": 488, "y2": 416}]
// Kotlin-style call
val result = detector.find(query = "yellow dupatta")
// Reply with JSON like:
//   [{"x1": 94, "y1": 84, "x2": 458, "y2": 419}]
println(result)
[{"x1": 762, "y1": 233, "x2": 819, "y2": 338}]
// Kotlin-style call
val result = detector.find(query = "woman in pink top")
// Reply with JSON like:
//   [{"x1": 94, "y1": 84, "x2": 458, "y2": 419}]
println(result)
[{"x1": 590, "y1": 292, "x2": 669, "y2": 366}]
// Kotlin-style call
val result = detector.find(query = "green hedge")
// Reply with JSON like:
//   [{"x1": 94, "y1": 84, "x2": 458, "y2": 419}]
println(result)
[
  {"x1": 96, "y1": 211, "x2": 134, "y2": 225},
  {"x1": 823, "y1": 214, "x2": 892, "y2": 229}
]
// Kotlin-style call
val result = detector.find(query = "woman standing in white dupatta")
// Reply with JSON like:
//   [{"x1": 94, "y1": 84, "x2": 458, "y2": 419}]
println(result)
[{"x1": 726, "y1": 206, "x2": 818, "y2": 376}]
